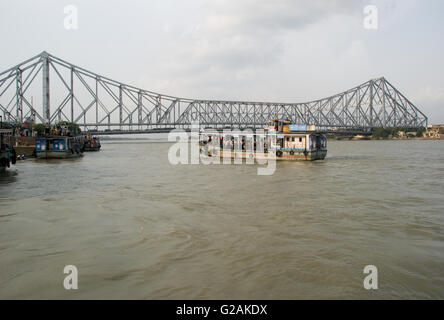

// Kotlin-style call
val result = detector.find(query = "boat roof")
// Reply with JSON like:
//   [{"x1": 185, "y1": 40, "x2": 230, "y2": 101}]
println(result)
[
  {"x1": 37, "y1": 135, "x2": 79, "y2": 139},
  {"x1": 200, "y1": 131, "x2": 324, "y2": 136}
]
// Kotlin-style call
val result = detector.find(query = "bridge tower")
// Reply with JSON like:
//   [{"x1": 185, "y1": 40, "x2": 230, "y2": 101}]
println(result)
[{"x1": 42, "y1": 51, "x2": 50, "y2": 124}]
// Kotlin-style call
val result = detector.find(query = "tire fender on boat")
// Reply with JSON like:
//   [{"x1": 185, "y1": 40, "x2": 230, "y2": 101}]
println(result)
[{"x1": 11, "y1": 148, "x2": 17, "y2": 164}]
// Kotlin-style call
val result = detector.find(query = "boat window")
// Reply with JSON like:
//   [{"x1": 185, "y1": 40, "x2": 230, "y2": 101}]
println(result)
[{"x1": 299, "y1": 137, "x2": 302, "y2": 142}]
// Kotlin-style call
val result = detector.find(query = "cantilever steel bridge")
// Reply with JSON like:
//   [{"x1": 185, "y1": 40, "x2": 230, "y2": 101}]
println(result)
[{"x1": 0, "y1": 51, "x2": 427, "y2": 133}]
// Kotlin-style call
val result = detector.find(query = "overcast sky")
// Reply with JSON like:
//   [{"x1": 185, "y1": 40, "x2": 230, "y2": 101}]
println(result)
[{"x1": 1, "y1": 0, "x2": 443, "y2": 123}]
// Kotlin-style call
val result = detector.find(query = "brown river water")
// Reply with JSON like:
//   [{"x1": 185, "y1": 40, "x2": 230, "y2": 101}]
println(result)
[{"x1": 0, "y1": 137, "x2": 443, "y2": 299}]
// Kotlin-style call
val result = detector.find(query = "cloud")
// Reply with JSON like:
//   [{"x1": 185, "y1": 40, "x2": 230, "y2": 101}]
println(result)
[
  {"x1": 205, "y1": 0, "x2": 364, "y2": 33},
  {"x1": 414, "y1": 86, "x2": 444, "y2": 104},
  {"x1": 410, "y1": 86, "x2": 444, "y2": 124},
  {"x1": 182, "y1": 0, "x2": 365, "y2": 69},
  {"x1": 141, "y1": 0, "x2": 367, "y2": 100}
]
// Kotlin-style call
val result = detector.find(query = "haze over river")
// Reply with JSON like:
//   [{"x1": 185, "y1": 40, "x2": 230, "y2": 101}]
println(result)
[{"x1": 1, "y1": 137, "x2": 443, "y2": 299}]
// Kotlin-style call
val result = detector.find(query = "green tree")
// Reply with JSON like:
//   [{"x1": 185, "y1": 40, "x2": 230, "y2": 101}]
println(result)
[
  {"x1": 32, "y1": 123, "x2": 47, "y2": 136},
  {"x1": 57, "y1": 121, "x2": 81, "y2": 135},
  {"x1": 372, "y1": 128, "x2": 390, "y2": 139},
  {"x1": 416, "y1": 128, "x2": 425, "y2": 137}
]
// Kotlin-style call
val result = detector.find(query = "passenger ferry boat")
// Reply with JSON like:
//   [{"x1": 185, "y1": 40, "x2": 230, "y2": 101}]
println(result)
[
  {"x1": 199, "y1": 119, "x2": 327, "y2": 161},
  {"x1": 0, "y1": 128, "x2": 16, "y2": 172},
  {"x1": 35, "y1": 136, "x2": 85, "y2": 159},
  {"x1": 83, "y1": 135, "x2": 101, "y2": 151}
]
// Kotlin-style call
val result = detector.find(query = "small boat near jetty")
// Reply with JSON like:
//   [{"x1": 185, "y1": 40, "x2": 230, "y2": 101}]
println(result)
[
  {"x1": 199, "y1": 119, "x2": 327, "y2": 161},
  {"x1": 0, "y1": 128, "x2": 16, "y2": 172},
  {"x1": 83, "y1": 135, "x2": 101, "y2": 151}
]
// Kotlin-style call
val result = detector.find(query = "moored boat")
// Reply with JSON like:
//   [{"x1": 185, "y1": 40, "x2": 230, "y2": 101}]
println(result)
[
  {"x1": 35, "y1": 136, "x2": 84, "y2": 159},
  {"x1": 83, "y1": 135, "x2": 101, "y2": 151},
  {"x1": 0, "y1": 128, "x2": 16, "y2": 172}
]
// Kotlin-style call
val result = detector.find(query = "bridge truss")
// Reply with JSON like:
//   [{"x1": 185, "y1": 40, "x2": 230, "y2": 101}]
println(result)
[{"x1": 0, "y1": 51, "x2": 427, "y2": 131}]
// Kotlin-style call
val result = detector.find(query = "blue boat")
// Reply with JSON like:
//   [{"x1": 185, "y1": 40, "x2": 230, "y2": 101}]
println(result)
[{"x1": 35, "y1": 136, "x2": 84, "y2": 159}]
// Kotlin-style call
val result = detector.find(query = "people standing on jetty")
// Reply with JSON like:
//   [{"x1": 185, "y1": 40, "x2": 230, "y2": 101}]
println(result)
[{"x1": 45, "y1": 125, "x2": 72, "y2": 137}]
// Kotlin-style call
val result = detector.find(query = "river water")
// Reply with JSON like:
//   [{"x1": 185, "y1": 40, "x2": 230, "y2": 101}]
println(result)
[{"x1": 0, "y1": 137, "x2": 443, "y2": 299}]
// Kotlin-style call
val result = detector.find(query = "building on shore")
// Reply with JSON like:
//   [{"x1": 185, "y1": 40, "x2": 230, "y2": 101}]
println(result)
[
  {"x1": 392, "y1": 130, "x2": 417, "y2": 139},
  {"x1": 424, "y1": 125, "x2": 444, "y2": 139}
]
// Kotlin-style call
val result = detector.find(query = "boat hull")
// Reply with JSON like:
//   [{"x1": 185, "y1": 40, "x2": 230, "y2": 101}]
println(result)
[
  {"x1": 83, "y1": 146, "x2": 101, "y2": 152},
  {"x1": 36, "y1": 150, "x2": 83, "y2": 159},
  {"x1": 203, "y1": 148, "x2": 327, "y2": 161}
]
